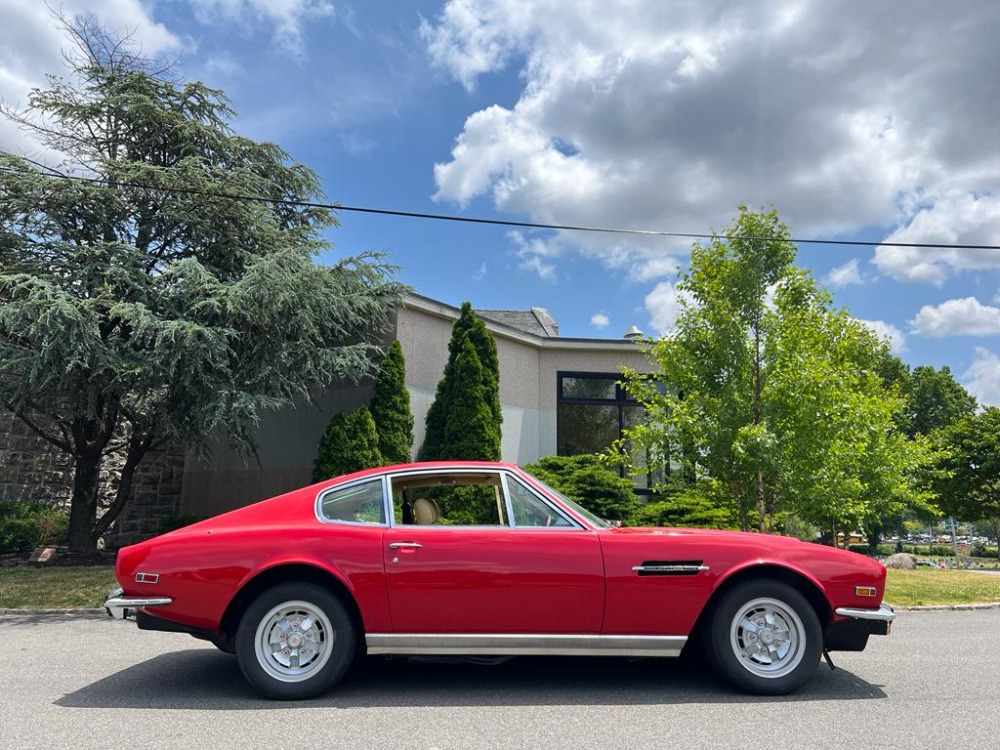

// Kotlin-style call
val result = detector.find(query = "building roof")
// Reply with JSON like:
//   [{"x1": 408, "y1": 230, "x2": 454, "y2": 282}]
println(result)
[{"x1": 476, "y1": 307, "x2": 560, "y2": 337}]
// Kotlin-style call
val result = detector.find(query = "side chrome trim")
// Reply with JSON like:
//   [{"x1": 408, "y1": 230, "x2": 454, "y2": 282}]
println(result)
[
  {"x1": 835, "y1": 603, "x2": 896, "y2": 623},
  {"x1": 632, "y1": 562, "x2": 709, "y2": 576},
  {"x1": 365, "y1": 633, "x2": 687, "y2": 657}
]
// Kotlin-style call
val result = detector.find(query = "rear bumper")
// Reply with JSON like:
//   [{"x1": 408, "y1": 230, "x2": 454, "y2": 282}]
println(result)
[
  {"x1": 826, "y1": 602, "x2": 894, "y2": 651},
  {"x1": 103, "y1": 587, "x2": 173, "y2": 620}
]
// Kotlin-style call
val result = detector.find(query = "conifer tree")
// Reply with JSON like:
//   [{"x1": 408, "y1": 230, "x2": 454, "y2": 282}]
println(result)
[
  {"x1": 369, "y1": 340, "x2": 413, "y2": 465},
  {"x1": 421, "y1": 302, "x2": 501, "y2": 460},
  {"x1": 312, "y1": 407, "x2": 382, "y2": 482},
  {"x1": 443, "y1": 339, "x2": 500, "y2": 460},
  {"x1": 0, "y1": 21, "x2": 402, "y2": 550}
]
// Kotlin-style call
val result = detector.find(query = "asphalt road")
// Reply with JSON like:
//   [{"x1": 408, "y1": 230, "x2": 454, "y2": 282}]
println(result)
[{"x1": 1, "y1": 608, "x2": 998, "y2": 750}]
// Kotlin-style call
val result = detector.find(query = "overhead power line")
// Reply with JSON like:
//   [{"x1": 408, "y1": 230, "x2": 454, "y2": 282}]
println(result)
[{"x1": 1, "y1": 164, "x2": 998, "y2": 252}]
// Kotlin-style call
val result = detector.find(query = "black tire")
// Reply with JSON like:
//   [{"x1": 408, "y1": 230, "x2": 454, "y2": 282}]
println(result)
[
  {"x1": 705, "y1": 579, "x2": 822, "y2": 695},
  {"x1": 235, "y1": 582, "x2": 356, "y2": 700}
]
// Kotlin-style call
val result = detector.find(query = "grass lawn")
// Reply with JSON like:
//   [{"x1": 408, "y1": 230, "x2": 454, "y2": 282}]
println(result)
[
  {"x1": 0, "y1": 566, "x2": 117, "y2": 609},
  {"x1": 885, "y1": 568, "x2": 1000, "y2": 607},
  {"x1": 1, "y1": 564, "x2": 999, "y2": 610}
]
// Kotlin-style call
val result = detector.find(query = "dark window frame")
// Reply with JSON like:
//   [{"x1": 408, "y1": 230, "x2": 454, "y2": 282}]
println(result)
[{"x1": 556, "y1": 371, "x2": 656, "y2": 493}]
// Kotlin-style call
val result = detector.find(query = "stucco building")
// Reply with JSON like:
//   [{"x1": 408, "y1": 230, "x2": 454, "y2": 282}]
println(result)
[{"x1": 180, "y1": 293, "x2": 654, "y2": 518}]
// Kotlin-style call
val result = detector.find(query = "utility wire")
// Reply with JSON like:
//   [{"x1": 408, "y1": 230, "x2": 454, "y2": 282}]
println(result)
[{"x1": 1, "y1": 164, "x2": 998, "y2": 252}]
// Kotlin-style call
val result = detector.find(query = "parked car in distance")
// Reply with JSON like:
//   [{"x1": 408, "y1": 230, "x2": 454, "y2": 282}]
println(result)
[{"x1": 105, "y1": 461, "x2": 894, "y2": 699}]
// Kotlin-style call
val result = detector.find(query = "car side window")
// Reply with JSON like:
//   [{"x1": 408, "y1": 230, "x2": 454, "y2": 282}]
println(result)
[
  {"x1": 319, "y1": 479, "x2": 386, "y2": 524},
  {"x1": 391, "y1": 473, "x2": 506, "y2": 526},
  {"x1": 506, "y1": 475, "x2": 574, "y2": 528}
]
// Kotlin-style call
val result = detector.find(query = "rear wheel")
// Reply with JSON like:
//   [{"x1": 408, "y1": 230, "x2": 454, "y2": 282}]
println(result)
[
  {"x1": 706, "y1": 579, "x2": 822, "y2": 695},
  {"x1": 236, "y1": 582, "x2": 356, "y2": 699}
]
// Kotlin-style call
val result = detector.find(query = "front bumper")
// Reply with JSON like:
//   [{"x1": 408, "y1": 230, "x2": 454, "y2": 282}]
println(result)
[
  {"x1": 103, "y1": 587, "x2": 173, "y2": 620},
  {"x1": 825, "y1": 602, "x2": 895, "y2": 651}
]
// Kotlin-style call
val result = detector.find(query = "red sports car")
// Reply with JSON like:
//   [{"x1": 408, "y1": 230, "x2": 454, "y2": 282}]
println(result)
[{"x1": 105, "y1": 461, "x2": 893, "y2": 699}]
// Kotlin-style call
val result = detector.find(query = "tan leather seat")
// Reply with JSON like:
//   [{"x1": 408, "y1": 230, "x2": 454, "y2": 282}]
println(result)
[{"x1": 411, "y1": 497, "x2": 441, "y2": 525}]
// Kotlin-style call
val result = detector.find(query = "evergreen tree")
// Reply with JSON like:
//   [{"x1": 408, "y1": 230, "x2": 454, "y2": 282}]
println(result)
[
  {"x1": 442, "y1": 339, "x2": 500, "y2": 460},
  {"x1": 369, "y1": 340, "x2": 413, "y2": 464},
  {"x1": 0, "y1": 22, "x2": 402, "y2": 550},
  {"x1": 421, "y1": 302, "x2": 502, "y2": 460},
  {"x1": 313, "y1": 407, "x2": 382, "y2": 482}
]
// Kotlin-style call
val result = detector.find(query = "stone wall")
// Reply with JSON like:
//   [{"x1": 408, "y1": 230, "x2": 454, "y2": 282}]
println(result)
[
  {"x1": 0, "y1": 411, "x2": 75, "y2": 507},
  {"x1": 0, "y1": 411, "x2": 185, "y2": 547}
]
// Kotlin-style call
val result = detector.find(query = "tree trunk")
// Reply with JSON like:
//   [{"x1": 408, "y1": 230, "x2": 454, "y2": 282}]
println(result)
[
  {"x1": 756, "y1": 468, "x2": 766, "y2": 533},
  {"x1": 67, "y1": 450, "x2": 102, "y2": 552},
  {"x1": 94, "y1": 435, "x2": 152, "y2": 540}
]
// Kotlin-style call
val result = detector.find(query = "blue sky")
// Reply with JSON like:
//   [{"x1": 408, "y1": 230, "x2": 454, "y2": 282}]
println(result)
[{"x1": 3, "y1": 1, "x2": 999, "y2": 403}]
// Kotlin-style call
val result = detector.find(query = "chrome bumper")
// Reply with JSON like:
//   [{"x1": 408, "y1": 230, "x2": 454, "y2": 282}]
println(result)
[
  {"x1": 104, "y1": 587, "x2": 173, "y2": 620},
  {"x1": 835, "y1": 602, "x2": 896, "y2": 623}
]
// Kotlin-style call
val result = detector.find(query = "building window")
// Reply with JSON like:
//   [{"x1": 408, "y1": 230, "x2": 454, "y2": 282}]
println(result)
[{"x1": 556, "y1": 372, "x2": 660, "y2": 491}]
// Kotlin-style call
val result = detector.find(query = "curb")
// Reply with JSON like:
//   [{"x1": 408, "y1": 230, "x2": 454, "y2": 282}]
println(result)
[
  {"x1": 0, "y1": 608, "x2": 107, "y2": 618},
  {"x1": 890, "y1": 602, "x2": 1000, "y2": 612}
]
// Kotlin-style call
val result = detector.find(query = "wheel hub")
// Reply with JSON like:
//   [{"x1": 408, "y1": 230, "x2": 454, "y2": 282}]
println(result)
[
  {"x1": 729, "y1": 597, "x2": 805, "y2": 679},
  {"x1": 254, "y1": 601, "x2": 335, "y2": 683}
]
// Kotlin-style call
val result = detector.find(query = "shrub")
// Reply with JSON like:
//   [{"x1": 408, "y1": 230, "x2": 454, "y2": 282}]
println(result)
[
  {"x1": 524, "y1": 454, "x2": 639, "y2": 523},
  {"x1": 927, "y1": 544, "x2": 956, "y2": 557},
  {"x1": 972, "y1": 543, "x2": 998, "y2": 559},
  {"x1": 313, "y1": 406, "x2": 382, "y2": 482},
  {"x1": 634, "y1": 488, "x2": 736, "y2": 529},
  {"x1": 0, "y1": 500, "x2": 69, "y2": 553}
]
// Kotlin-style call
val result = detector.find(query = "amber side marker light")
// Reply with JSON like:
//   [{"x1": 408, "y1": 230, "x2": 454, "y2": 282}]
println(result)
[{"x1": 855, "y1": 585, "x2": 877, "y2": 598}]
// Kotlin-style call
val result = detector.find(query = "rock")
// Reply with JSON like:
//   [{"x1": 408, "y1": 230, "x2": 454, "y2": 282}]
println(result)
[
  {"x1": 29, "y1": 546, "x2": 56, "y2": 563},
  {"x1": 885, "y1": 552, "x2": 917, "y2": 570}
]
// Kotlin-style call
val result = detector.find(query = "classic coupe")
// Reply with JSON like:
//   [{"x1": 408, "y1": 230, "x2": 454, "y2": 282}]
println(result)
[{"x1": 104, "y1": 461, "x2": 894, "y2": 699}]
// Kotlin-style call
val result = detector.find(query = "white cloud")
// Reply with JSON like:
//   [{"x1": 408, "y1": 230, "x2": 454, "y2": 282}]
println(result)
[
  {"x1": 473, "y1": 261, "x2": 487, "y2": 281},
  {"x1": 190, "y1": 0, "x2": 334, "y2": 60},
  {"x1": 627, "y1": 256, "x2": 680, "y2": 283},
  {"x1": 508, "y1": 230, "x2": 559, "y2": 280},
  {"x1": 424, "y1": 1, "x2": 1000, "y2": 280},
  {"x1": 590, "y1": 313, "x2": 610, "y2": 329},
  {"x1": 645, "y1": 281, "x2": 692, "y2": 334},
  {"x1": 962, "y1": 348, "x2": 1000, "y2": 407},
  {"x1": 872, "y1": 192, "x2": 1000, "y2": 284},
  {"x1": 856, "y1": 318, "x2": 906, "y2": 354},
  {"x1": 826, "y1": 259, "x2": 863, "y2": 288},
  {"x1": 910, "y1": 297, "x2": 1000, "y2": 337}
]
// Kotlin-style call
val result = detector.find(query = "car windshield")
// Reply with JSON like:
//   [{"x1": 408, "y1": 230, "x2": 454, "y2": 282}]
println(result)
[{"x1": 521, "y1": 472, "x2": 611, "y2": 529}]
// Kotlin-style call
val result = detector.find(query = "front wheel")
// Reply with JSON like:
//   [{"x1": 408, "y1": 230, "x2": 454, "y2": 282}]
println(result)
[
  {"x1": 706, "y1": 579, "x2": 822, "y2": 695},
  {"x1": 236, "y1": 582, "x2": 356, "y2": 700}
]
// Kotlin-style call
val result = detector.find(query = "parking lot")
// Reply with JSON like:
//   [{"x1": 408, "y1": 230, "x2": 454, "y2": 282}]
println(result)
[{"x1": 1, "y1": 608, "x2": 998, "y2": 750}]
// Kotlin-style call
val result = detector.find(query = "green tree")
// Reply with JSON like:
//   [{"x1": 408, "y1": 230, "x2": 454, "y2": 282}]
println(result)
[
  {"x1": 901, "y1": 365, "x2": 977, "y2": 438},
  {"x1": 0, "y1": 23, "x2": 402, "y2": 551},
  {"x1": 620, "y1": 207, "x2": 934, "y2": 537},
  {"x1": 312, "y1": 407, "x2": 382, "y2": 482},
  {"x1": 421, "y1": 302, "x2": 501, "y2": 461},
  {"x1": 524, "y1": 454, "x2": 639, "y2": 522},
  {"x1": 933, "y1": 408, "x2": 1000, "y2": 550},
  {"x1": 441, "y1": 339, "x2": 499, "y2": 460},
  {"x1": 370, "y1": 340, "x2": 413, "y2": 465}
]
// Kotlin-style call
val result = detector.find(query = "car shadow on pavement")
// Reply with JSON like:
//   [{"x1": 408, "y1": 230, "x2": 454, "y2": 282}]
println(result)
[{"x1": 56, "y1": 648, "x2": 887, "y2": 710}]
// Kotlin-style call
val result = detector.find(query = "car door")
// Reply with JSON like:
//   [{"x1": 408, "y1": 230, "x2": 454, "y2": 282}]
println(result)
[{"x1": 382, "y1": 469, "x2": 605, "y2": 634}]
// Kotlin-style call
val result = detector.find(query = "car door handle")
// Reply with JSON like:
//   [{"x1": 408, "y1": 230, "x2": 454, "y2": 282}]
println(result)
[{"x1": 388, "y1": 542, "x2": 423, "y2": 550}]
